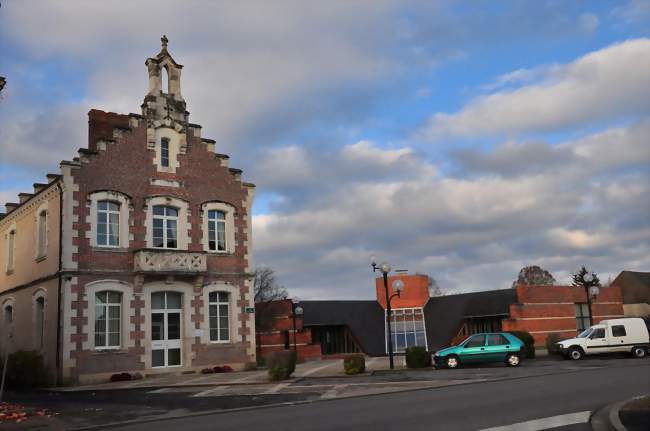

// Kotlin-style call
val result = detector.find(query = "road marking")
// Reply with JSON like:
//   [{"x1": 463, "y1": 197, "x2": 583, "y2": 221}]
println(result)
[
  {"x1": 263, "y1": 382, "x2": 291, "y2": 394},
  {"x1": 478, "y1": 411, "x2": 591, "y2": 431},
  {"x1": 298, "y1": 361, "x2": 340, "y2": 377},
  {"x1": 147, "y1": 388, "x2": 172, "y2": 394},
  {"x1": 320, "y1": 384, "x2": 346, "y2": 399},
  {"x1": 190, "y1": 386, "x2": 230, "y2": 397}
]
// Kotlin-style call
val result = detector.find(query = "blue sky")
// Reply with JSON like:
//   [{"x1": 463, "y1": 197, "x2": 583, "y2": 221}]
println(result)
[{"x1": 1, "y1": 1, "x2": 649, "y2": 298}]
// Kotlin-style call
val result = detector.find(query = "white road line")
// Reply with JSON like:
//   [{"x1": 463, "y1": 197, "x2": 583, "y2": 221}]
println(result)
[
  {"x1": 147, "y1": 388, "x2": 172, "y2": 394},
  {"x1": 320, "y1": 384, "x2": 346, "y2": 399},
  {"x1": 478, "y1": 411, "x2": 591, "y2": 431},
  {"x1": 298, "y1": 361, "x2": 340, "y2": 377},
  {"x1": 190, "y1": 386, "x2": 230, "y2": 398},
  {"x1": 262, "y1": 382, "x2": 291, "y2": 394}
]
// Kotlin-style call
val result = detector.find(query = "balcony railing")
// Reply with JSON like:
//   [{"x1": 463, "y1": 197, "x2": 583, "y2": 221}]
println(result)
[{"x1": 133, "y1": 249, "x2": 206, "y2": 273}]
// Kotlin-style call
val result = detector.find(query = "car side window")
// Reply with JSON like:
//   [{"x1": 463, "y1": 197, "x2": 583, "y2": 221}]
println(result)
[
  {"x1": 590, "y1": 328, "x2": 605, "y2": 339},
  {"x1": 487, "y1": 334, "x2": 509, "y2": 346},
  {"x1": 611, "y1": 325, "x2": 626, "y2": 337},
  {"x1": 465, "y1": 335, "x2": 486, "y2": 348}
]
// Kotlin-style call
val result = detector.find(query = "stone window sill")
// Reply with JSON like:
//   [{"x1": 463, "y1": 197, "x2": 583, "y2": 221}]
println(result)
[
  {"x1": 91, "y1": 247, "x2": 129, "y2": 253},
  {"x1": 35, "y1": 255, "x2": 47, "y2": 263}
]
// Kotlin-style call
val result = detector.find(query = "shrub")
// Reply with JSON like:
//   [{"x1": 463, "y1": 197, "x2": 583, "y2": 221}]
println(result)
[
  {"x1": 343, "y1": 354, "x2": 365, "y2": 375},
  {"x1": 507, "y1": 331, "x2": 535, "y2": 359},
  {"x1": 109, "y1": 372, "x2": 132, "y2": 382},
  {"x1": 222, "y1": 365, "x2": 233, "y2": 373},
  {"x1": 256, "y1": 356, "x2": 266, "y2": 368},
  {"x1": 545, "y1": 333, "x2": 563, "y2": 356},
  {"x1": 405, "y1": 346, "x2": 431, "y2": 368},
  {"x1": 201, "y1": 368, "x2": 215, "y2": 374},
  {"x1": 244, "y1": 362, "x2": 257, "y2": 371},
  {"x1": 0, "y1": 350, "x2": 48, "y2": 388},
  {"x1": 213, "y1": 366, "x2": 225, "y2": 373},
  {"x1": 267, "y1": 351, "x2": 296, "y2": 381}
]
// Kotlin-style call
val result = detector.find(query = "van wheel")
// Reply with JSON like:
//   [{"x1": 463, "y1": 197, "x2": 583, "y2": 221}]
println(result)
[
  {"x1": 446, "y1": 355, "x2": 460, "y2": 369},
  {"x1": 506, "y1": 353, "x2": 521, "y2": 367},
  {"x1": 631, "y1": 346, "x2": 647, "y2": 358},
  {"x1": 568, "y1": 347, "x2": 583, "y2": 360}
]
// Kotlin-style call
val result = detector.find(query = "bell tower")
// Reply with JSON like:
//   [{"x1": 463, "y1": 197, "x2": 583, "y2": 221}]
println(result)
[{"x1": 142, "y1": 35, "x2": 188, "y2": 125}]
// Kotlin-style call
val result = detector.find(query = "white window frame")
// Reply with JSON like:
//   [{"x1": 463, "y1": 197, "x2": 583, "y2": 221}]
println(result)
[
  {"x1": 385, "y1": 307, "x2": 428, "y2": 353},
  {"x1": 160, "y1": 137, "x2": 170, "y2": 168},
  {"x1": 145, "y1": 197, "x2": 189, "y2": 249},
  {"x1": 200, "y1": 283, "x2": 239, "y2": 345},
  {"x1": 87, "y1": 191, "x2": 131, "y2": 249},
  {"x1": 208, "y1": 210, "x2": 226, "y2": 252},
  {"x1": 208, "y1": 291, "x2": 230, "y2": 343},
  {"x1": 97, "y1": 201, "x2": 121, "y2": 247},
  {"x1": 201, "y1": 202, "x2": 235, "y2": 254},
  {"x1": 33, "y1": 289, "x2": 46, "y2": 350},
  {"x1": 152, "y1": 205, "x2": 179, "y2": 249},
  {"x1": 94, "y1": 290, "x2": 122, "y2": 350}
]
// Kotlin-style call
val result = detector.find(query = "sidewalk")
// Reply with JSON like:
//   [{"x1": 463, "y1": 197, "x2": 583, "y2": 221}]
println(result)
[{"x1": 50, "y1": 357, "x2": 397, "y2": 392}]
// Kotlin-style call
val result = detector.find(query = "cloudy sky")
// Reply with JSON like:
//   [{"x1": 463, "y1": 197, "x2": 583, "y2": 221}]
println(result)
[{"x1": 1, "y1": 1, "x2": 649, "y2": 298}]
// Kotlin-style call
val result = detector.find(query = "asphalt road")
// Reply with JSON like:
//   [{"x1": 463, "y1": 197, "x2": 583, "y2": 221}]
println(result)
[{"x1": 114, "y1": 362, "x2": 650, "y2": 431}]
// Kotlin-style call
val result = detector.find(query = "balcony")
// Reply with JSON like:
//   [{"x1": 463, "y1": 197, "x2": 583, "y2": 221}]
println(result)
[{"x1": 133, "y1": 249, "x2": 206, "y2": 273}]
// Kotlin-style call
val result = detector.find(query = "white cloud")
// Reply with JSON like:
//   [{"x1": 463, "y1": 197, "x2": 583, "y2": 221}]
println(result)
[{"x1": 420, "y1": 39, "x2": 650, "y2": 139}]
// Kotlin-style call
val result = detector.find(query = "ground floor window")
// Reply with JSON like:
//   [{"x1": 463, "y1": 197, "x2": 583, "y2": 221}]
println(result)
[
  {"x1": 575, "y1": 303, "x2": 591, "y2": 331},
  {"x1": 95, "y1": 291, "x2": 121, "y2": 348},
  {"x1": 387, "y1": 308, "x2": 427, "y2": 353},
  {"x1": 208, "y1": 291, "x2": 230, "y2": 342}
]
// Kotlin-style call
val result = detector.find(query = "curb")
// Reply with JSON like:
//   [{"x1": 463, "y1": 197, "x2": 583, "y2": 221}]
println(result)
[{"x1": 590, "y1": 396, "x2": 648, "y2": 431}]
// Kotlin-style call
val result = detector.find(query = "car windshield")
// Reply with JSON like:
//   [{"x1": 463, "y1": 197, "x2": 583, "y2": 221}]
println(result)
[{"x1": 577, "y1": 328, "x2": 592, "y2": 338}]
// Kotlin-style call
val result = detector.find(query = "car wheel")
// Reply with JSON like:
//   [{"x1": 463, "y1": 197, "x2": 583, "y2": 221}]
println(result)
[
  {"x1": 631, "y1": 346, "x2": 647, "y2": 358},
  {"x1": 568, "y1": 347, "x2": 583, "y2": 360},
  {"x1": 505, "y1": 353, "x2": 521, "y2": 367},
  {"x1": 446, "y1": 355, "x2": 460, "y2": 369}
]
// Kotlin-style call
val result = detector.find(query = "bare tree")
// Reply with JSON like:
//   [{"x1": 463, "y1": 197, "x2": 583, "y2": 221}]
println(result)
[
  {"x1": 253, "y1": 266, "x2": 287, "y2": 303},
  {"x1": 428, "y1": 276, "x2": 444, "y2": 297},
  {"x1": 512, "y1": 265, "x2": 556, "y2": 288}
]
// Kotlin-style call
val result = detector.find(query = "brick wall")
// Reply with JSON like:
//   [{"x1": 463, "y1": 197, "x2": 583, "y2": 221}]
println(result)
[
  {"x1": 503, "y1": 284, "x2": 625, "y2": 346},
  {"x1": 255, "y1": 299, "x2": 322, "y2": 362}
]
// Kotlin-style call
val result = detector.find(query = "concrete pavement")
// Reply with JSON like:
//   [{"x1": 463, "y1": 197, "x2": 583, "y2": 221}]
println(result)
[{"x1": 111, "y1": 362, "x2": 650, "y2": 431}]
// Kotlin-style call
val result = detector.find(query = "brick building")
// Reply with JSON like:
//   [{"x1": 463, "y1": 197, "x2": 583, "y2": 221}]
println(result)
[
  {"x1": 257, "y1": 273, "x2": 626, "y2": 359},
  {"x1": 0, "y1": 37, "x2": 256, "y2": 384}
]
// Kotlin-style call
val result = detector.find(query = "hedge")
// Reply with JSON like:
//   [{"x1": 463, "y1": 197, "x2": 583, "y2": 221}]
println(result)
[
  {"x1": 545, "y1": 333, "x2": 563, "y2": 356},
  {"x1": 507, "y1": 331, "x2": 535, "y2": 359},
  {"x1": 405, "y1": 346, "x2": 431, "y2": 368},
  {"x1": 267, "y1": 350, "x2": 296, "y2": 381},
  {"x1": 0, "y1": 350, "x2": 48, "y2": 389},
  {"x1": 343, "y1": 354, "x2": 365, "y2": 375}
]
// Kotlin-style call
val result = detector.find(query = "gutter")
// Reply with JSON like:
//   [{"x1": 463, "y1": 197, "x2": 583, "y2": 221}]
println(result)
[{"x1": 55, "y1": 181, "x2": 63, "y2": 385}]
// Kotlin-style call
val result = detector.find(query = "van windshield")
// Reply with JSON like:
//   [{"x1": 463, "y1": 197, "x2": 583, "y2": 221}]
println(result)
[{"x1": 577, "y1": 328, "x2": 592, "y2": 338}]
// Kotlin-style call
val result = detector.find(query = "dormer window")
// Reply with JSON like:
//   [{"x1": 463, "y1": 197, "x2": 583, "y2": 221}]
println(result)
[{"x1": 161, "y1": 138, "x2": 170, "y2": 167}]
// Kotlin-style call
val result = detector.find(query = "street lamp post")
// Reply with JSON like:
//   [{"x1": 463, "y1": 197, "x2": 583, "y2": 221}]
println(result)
[
  {"x1": 291, "y1": 299, "x2": 303, "y2": 352},
  {"x1": 575, "y1": 268, "x2": 600, "y2": 327},
  {"x1": 371, "y1": 256, "x2": 404, "y2": 370}
]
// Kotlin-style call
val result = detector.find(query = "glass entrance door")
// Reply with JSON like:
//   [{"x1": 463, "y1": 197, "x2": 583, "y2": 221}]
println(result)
[{"x1": 151, "y1": 291, "x2": 182, "y2": 368}]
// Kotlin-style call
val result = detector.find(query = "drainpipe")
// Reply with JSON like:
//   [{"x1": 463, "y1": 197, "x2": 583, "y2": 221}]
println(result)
[{"x1": 55, "y1": 181, "x2": 64, "y2": 385}]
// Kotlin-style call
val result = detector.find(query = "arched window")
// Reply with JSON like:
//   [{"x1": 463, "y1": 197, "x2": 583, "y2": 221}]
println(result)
[
  {"x1": 6, "y1": 229, "x2": 16, "y2": 272},
  {"x1": 97, "y1": 200, "x2": 120, "y2": 247},
  {"x1": 162, "y1": 65, "x2": 169, "y2": 94},
  {"x1": 35, "y1": 296, "x2": 45, "y2": 349},
  {"x1": 3, "y1": 304, "x2": 13, "y2": 326},
  {"x1": 94, "y1": 291, "x2": 122, "y2": 349},
  {"x1": 153, "y1": 205, "x2": 178, "y2": 248},
  {"x1": 37, "y1": 210, "x2": 47, "y2": 258},
  {"x1": 208, "y1": 292, "x2": 230, "y2": 342}
]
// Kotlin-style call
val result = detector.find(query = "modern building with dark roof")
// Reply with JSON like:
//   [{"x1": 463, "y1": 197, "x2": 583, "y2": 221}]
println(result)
[{"x1": 256, "y1": 273, "x2": 625, "y2": 361}]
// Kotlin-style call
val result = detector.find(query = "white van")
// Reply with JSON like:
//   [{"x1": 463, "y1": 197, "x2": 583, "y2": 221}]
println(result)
[{"x1": 557, "y1": 318, "x2": 650, "y2": 360}]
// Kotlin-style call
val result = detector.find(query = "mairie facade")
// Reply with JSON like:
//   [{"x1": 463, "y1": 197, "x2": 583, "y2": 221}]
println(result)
[{"x1": 0, "y1": 37, "x2": 256, "y2": 384}]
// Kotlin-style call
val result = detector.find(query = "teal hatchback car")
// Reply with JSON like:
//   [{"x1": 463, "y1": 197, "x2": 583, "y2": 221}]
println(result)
[{"x1": 433, "y1": 333, "x2": 524, "y2": 368}]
